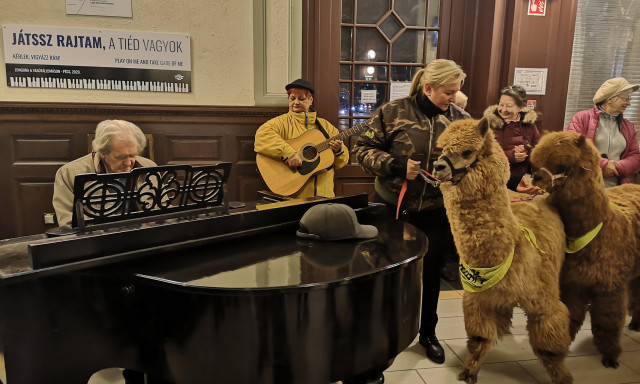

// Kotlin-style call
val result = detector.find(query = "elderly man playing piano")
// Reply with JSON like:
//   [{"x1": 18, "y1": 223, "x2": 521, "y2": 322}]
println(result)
[{"x1": 52, "y1": 119, "x2": 156, "y2": 226}]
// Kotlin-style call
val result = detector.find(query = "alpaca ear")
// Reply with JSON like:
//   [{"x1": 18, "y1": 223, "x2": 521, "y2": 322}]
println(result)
[
  {"x1": 477, "y1": 117, "x2": 490, "y2": 137},
  {"x1": 575, "y1": 134, "x2": 587, "y2": 148}
]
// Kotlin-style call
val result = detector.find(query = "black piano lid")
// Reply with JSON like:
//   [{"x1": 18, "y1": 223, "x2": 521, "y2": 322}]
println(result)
[
  {"x1": 112, "y1": 211, "x2": 425, "y2": 292},
  {"x1": 0, "y1": 194, "x2": 392, "y2": 283}
]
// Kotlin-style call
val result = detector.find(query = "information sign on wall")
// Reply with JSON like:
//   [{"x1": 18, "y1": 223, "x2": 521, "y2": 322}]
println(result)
[
  {"x1": 513, "y1": 67, "x2": 548, "y2": 96},
  {"x1": 3, "y1": 25, "x2": 191, "y2": 92}
]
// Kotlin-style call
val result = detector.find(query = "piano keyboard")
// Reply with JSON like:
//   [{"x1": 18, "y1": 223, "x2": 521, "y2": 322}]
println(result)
[{"x1": 8, "y1": 76, "x2": 189, "y2": 92}]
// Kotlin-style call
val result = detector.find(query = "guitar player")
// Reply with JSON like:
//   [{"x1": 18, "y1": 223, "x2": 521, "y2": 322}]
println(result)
[{"x1": 254, "y1": 79, "x2": 349, "y2": 197}]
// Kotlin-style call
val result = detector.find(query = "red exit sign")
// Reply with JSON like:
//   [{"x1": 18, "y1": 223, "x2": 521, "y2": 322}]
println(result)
[{"x1": 528, "y1": 0, "x2": 546, "y2": 16}]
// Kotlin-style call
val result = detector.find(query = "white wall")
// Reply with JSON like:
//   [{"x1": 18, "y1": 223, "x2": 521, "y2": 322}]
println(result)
[{"x1": 0, "y1": 0, "x2": 297, "y2": 106}]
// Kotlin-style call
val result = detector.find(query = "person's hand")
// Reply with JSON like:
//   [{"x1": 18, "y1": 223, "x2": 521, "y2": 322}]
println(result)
[
  {"x1": 514, "y1": 145, "x2": 527, "y2": 162},
  {"x1": 406, "y1": 159, "x2": 421, "y2": 180},
  {"x1": 329, "y1": 139, "x2": 343, "y2": 153},
  {"x1": 516, "y1": 175, "x2": 542, "y2": 195},
  {"x1": 603, "y1": 160, "x2": 618, "y2": 177},
  {"x1": 287, "y1": 153, "x2": 302, "y2": 169}
]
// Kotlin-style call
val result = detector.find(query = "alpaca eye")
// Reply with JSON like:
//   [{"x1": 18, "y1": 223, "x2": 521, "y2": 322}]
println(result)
[
  {"x1": 462, "y1": 150, "x2": 473, "y2": 158},
  {"x1": 555, "y1": 166, "x2": 567, "y2": 174}
]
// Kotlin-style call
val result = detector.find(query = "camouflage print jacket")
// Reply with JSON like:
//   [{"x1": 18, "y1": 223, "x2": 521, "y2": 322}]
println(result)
[{"x1": 353, "y1": 93, "x2": 470, "y2": 211}]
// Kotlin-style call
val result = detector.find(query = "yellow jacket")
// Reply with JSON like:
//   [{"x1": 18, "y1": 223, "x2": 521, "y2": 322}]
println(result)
[{"x1": 254, "y1": 111, "x2": 349, "y2": 197}]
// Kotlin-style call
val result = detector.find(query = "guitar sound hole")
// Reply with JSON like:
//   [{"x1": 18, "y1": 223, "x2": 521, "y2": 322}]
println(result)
[{"x1": 302, "y1": 146, "x2": 318, "y2": 161}]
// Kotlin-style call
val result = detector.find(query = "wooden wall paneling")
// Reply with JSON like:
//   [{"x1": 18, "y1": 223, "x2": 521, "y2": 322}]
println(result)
[
  {"x1": 501, "y1": 0, "x2": 579, "y2": 132},
  {"x1": 0, "y1": 103, "x2": 286, "y2": 239},
  {"x1": 302, "y1": 0, "x2": 341, "y2": 127}
]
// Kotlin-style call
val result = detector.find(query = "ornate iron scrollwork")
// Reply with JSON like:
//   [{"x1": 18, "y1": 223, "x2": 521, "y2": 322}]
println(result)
[{"x1": 72, "y1": 163, "x2": 231, "y2": 231}]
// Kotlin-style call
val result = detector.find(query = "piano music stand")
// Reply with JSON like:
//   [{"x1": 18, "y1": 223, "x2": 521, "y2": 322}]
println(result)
[{"x1": 71, "y1": 163, "x2": 231, "y2": 232}]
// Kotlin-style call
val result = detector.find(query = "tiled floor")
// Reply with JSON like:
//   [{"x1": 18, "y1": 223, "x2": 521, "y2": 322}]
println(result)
[
  {"x1": 80, "y1": 278, "x2": 640, "y2": 384},
  {"x1": 383, "y1": 281, "x2": 640, "y2": 384}
]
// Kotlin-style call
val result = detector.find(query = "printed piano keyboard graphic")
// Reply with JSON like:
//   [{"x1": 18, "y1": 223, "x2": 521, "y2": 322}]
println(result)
[{"x1": 8, "y1": 76, "x2": 189, "y2": 92}]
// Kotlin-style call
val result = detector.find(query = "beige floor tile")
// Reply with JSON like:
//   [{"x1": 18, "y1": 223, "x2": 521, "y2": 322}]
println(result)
[
  {"x1": 387, "y1": 337, "x2": 463, "y2": 371},
  {"x1": 508, "y1": 311, "x2": 528, "y2": 335},
  {"x1": 619, "y1": 350, "x2": 640, "y2": 375},
  {"x1": 436, "y1": 298, "x2": 463, "y2": 317},
  {"x1": 569, "y1": 328, "x2": 640, "y2": 356},
  {"x1": 446, "y1": 334, "x2": 538, "y2": 364},
  {"x1": 520, "y1": 354, "x2": 640, "y2": 384},
  {"x1": 626, "y1": 330, "x2": 640, "y2": 345},
  {"x1": 381, "y1": 369, "x2": 427, "y2": 384},
  {"x1": 417, "y1": 361, "x2": 539, "y2": 384},
  {"x1": 88, "y1": 368, "x2": 125, "y2": 384},
  {"x1": 438, "y1": 290, "x2": 462, "y2": 300},
  {"x1": 435, "y1": 315, "x2": 466, "y2": 340},
  {"x1": 623, "y1": 319, "x2": 640, "y2": 343}
]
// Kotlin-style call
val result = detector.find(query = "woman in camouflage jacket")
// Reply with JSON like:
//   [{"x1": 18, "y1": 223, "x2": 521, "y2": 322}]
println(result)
[{"x1": 353, "y1": 59, "x2": 470, "y2": 365}]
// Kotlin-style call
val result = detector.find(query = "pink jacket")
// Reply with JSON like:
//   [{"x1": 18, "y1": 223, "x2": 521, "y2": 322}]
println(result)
[{"x1": 567, "y1": 105, "x2": 640, "y2": 184}]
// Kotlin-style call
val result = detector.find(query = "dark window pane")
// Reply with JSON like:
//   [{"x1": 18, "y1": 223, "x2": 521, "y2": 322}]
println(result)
[
  {"x1": 356, "y1": 0, "x2": 390, "y2": 24},
  {"x1": 339, "y1": 119, "x2": 351, "y2": 131},
  {"x1": 340, "y1": 83, "x2": 352, "y2": 116},
  {"x1": 392, "y1": 30, "x2": 425, "y2": 63},
  {"x1": 395, "y1": 0, "x2": 426, "y2": 27},
  {"x1": 341, "y1": 27, "x2": 353, "y2": 61},
  {"x1": 380, "y1": 14, "x2": 403, "y2": 40},
  {"x1": 355, "y1": 65, "x2": 388, "y2": 81},
  {"x1": 353, "y1": 83, "x2": 387, "y2": 116},
  {"x1": 390, "y1": 66, "x2": 422, "y2": 82},
  {"x1": 426, "y1": 31, "x2": 438, "y2": 63},
  {"x1": 342, "y1": 0, "x2": 354, "y2": 23},
  {"x1": 355, "y1": 27, "x2": 388, "y2": 62},
  {"x1": 340, "y1": 65, "x2": 353, "y2": 80},
  {"x1": 428, "y1": 1, "x2": 441, "y2": 28}
]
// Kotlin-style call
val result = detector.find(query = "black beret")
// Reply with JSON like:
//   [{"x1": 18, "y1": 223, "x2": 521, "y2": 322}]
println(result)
[{"x1": 285, "y1": 78, "x2": 315, "y2": 95}]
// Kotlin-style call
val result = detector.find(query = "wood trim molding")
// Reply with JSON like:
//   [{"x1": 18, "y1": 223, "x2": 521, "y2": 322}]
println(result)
[{"x1": 0, "y1": 102, "x2": 287, "y2": 120}]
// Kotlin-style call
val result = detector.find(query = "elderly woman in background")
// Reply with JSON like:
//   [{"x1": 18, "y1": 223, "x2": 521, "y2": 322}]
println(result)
[
  {"x1": 353, "y1": 59, "x2": 470, "y2": 367},
  {"x1": 484, "y1": 84, "x2": 541, "y2": 193},
  {"x1": 567, "y1": 77, "x2": 640, "y2": 187}
]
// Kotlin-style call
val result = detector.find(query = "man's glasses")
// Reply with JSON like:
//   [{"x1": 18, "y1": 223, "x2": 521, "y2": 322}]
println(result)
[{"x1": 615, "y1": 95, "x2": 632, "y2": 102}]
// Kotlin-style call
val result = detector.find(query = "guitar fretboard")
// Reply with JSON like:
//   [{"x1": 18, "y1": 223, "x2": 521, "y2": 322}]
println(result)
[{"x1": 316, "y1": 123, "x2": 368, "y2": 152}]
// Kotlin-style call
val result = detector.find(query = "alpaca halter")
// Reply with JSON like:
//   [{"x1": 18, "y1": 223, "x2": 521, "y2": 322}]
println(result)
[
  {"x1": 459, "y1": 226, "x2": 542, "y2": 292},
  {"x1": 538, "y1": 167, "x2": 566, "y2": 187},
  {"x1": 438, "y1": 155, "x2": 478, "y2": 184},
  {"x1": 538, "y1": 166, "x2": 592, "y2": 189}
]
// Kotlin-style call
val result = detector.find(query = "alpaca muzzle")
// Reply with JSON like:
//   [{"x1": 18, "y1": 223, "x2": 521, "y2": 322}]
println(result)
[{"x1": 434, "y1": 155, "x2": 477, "y2": 184}]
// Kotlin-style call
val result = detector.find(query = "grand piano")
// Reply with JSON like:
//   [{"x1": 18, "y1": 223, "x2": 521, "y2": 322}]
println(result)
[{"x1": 0, "y1": 164, "x2": 426, "y2": 384}]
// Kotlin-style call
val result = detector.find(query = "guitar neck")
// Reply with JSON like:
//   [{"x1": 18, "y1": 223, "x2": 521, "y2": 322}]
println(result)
[{"x1": 316, "y1": 123, "x2": 367, "y2": 152}]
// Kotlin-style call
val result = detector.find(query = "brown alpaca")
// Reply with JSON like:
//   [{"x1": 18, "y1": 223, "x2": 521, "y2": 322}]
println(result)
[
  {"x1": 530, "y1": 131, "x2": 640, "y2": 368},
  {"x1": 433, "y1": 118, "x2": 572, "y2": 384}
]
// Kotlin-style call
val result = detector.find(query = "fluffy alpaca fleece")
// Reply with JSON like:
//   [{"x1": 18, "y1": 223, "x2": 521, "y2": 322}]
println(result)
[
  {"x1": 433, "y1": 118, "x2": 572, "y2": 384},
  {"x1": 530, "y1": 131, "x2": 640, "y2": 368}
]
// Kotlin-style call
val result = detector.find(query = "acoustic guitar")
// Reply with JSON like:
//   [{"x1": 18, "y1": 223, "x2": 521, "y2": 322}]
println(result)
[{"x1": 256, "y1": 123, "x2": 367, "y2": 196}]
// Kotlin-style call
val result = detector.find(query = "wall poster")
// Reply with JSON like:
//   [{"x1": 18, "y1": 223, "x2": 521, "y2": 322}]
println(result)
[{"x1": 3, "y1": 25, "x2": 191, "y2": 92}]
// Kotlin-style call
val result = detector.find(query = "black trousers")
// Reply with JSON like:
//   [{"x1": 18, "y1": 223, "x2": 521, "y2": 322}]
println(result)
[{"x1": 373, "y1": 195, "x2": 454, "y2": 337}]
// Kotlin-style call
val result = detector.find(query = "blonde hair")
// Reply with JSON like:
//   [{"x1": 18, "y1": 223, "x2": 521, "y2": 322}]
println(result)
[
  {"x1": 409, "y1": 59, "x2": 467, "y2": 96},
  {"x1": 92, "y1": 119, "x2": 147, "y2": 155},
  {"x1": 454, "y1": 91, "x2": 468, "y2": 109}
]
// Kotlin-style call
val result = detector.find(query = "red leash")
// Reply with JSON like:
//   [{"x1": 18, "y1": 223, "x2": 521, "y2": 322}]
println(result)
[{"x1": 396, "y1": 170, "x2": 440, "y2": 219}]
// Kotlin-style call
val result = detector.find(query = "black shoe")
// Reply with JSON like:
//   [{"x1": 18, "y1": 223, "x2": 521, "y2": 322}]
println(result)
[{"x1": 419, "y1": 334, "x2": 445, "y2": 364}]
